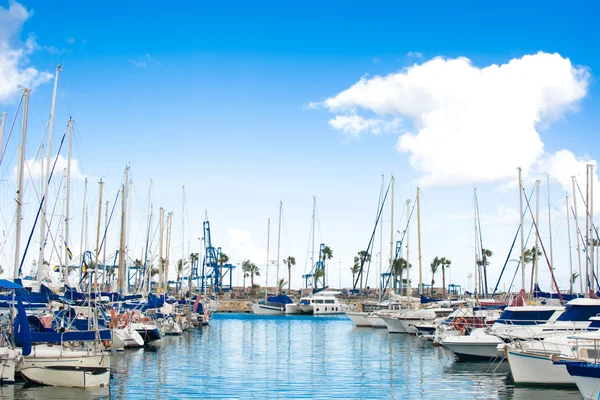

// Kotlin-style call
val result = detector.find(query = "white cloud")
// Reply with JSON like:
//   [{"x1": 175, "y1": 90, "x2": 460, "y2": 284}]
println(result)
[
  {"x1": 316, "y1": 52, "x2": 590, "y2": 187},
  {"x1": 407, "y1": 51, "x2": 423, "y2": 59},
  {"x1": 372, "y1": 57, "x2": 382, "y2": 64},
  {"x1": 130, "y1": 53, "x2": 154, "y2": 68},
  {"x1": 328, "y1": 114, "x2": 401, "y2": 137},
  {"x1": 66, "y1": 37, "x2": 75, "y2": 44},
  {"x1": 16, "y1": 155, "x2": 85, "y2": 181},
  {"x1": 0, "y1": 1, "x2": 52, "y2": 102},
  {"x1": 228, "y1": 228, "x2": 266, "y2": 264}
]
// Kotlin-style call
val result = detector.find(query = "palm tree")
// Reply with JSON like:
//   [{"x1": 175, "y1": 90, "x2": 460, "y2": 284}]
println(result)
[
  {"x1": 572, "y1": 272, "x2": 580, "y2": 293},
  {"x1": 176, "y1": 258, "x2": 187, "y2": 292},
  {"x1": 351, "y1": 262, "x2": 360, "y2": 290},
  {"x1": 248, "y1": 262, "x2": 260, "y2": 290},
  {"x1": 283, "y1": 256, "x2": 296, "y2": 291},
  {"x1": 216, "y1": 253, "x2": 229, "y2": 289},
  {"x1": 353, "y1": 251, "x2": 371, "y2": 293},
  {"x1": 477, "y1": 249, "x2": 493, "y2": 296},
  {"x1": 430, "y1": 257, "x2": 441, "y2": 294},
  {"x1": 440, "y1": 257, "x2": 451, "y2": 297},
  {"x1": 321, "y1": 246, "x2": 333, "y2": 288},
  {"x1": 524, "y1": 246, "x2": 542, "y2": 293},
  {"x1": 277, "y1": 278, "x2": 287, "y2": 292},
  {"x1": 392, "y1": 257, "x2": 410, "y2": 294},
  {"x1": 314, "y1": 268, "x2": 325, "y2": 288},
  {"x1": 242, "y1": 259, "x2": 252, "y2": 290}
]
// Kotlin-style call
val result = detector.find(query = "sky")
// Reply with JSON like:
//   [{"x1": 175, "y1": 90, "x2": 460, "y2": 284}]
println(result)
[{"x1": 1, "y1": 0, "x2": 600, "y2": 294}]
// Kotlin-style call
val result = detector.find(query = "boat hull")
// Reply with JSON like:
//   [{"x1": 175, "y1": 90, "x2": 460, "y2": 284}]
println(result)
[
  {"x1": 346, "y1": 312, "x2": 370, "y2": 327},
  {"x1": 251, "y1": 304, "x2": 284, "y2": 316},
  {"x1": 506, "y1": 350, "x2": 574, "y2": 386},
  {"x1": 366, "y1": 316, "x2": 387, "y2": 328},
  {"x1": 0, "y1": 348, "x2": 18, "y2": 383},
  {"x1": 382, "y1": 317, "x2": 408, "y2": 333}
]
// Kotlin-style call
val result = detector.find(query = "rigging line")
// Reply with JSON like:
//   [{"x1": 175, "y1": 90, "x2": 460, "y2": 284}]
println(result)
[
  {"x1": 18, "y1": 131, "x2": 67, "y2": 276},
  {"x1": 98, "y1": 187, "x2": 122, "y2": 255},
  {"x1": 507, "y1": 221, "x2": 535, "y2": 293},
  {"x1": 492, "y1": 187, "x2": 534, "y2": 295},
  {"x1": 43, "y1": 171, "x2": 66, "y2": 264},
  {"x1": 0, "y1": 94, "x2": 23, "y2": 166}
]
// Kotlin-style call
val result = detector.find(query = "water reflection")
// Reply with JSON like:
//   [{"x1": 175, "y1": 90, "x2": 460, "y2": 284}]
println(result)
[{"x1": 5, "y1": 314, "x2": 582, "y2": 399}]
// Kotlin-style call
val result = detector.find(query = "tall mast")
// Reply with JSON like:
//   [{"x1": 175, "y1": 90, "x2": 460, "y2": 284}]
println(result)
[
  {"x1": 181, "y1": 186, "x2": 185, "y2": 295},
  {"x1": 590, "y1": 166, "x2": 595, "y2": 293},
  {"x1": 311, "y1": 196, "x2": 316, "y2": 270},
  {"x1": 93, "y1": 180, "x2": 104, "y2": 294},
  {"x1": 586, "y1": 165, "x2": 590, "y2": 294},
  {"x1": 546, "y1": 175, "x2": 554, "y2": 278},
  {"x1": 0, "y1": 111, "x2": 5, "y2": 161},
  {"x1": 265, "y1": 218, "x2": 270, "y2": 302},
  {"x1": 38, "y1": 66, "x2": 62, "y2": 278},
  {"x1": 276, "y1": 201, "x2": 282, "y2": 295},
  {"x1": 389, "y1": 176, "x2": 394, "y2": 297},
  {"x1": 166, "y1": 212, "x2": 173, "y2": 292},
  {"x1": 117, "y1": 183, "x2": 126, "y2": 295},
  {"x1": 378, "y1": 175, "x2": 383, "y2": 297},
  {"x1": 159, "y1": 207, "x2": 164, "y2": 290},
  {"x1": 417, "y1": 186, "x2": 422, "y2": 295},
  {"x1": 63, "y1": 118, "x2": 73, "y2": 283},
  {"x1": 518, "y1": 167, "x2": 525, "y2": 290},
  {"x1": 79, "y1": 178, "x2": 88, "y2": 280},
  {"x1": 35, "y1": 146, "x2": 45, "y2": 282},
  {"x1": 567, "y1": 195, "x2": 574, "y2": 294},
  {"x1": 13, "y1": 88, "x2": 30, "y2": 279},
  {"x1": 141, "y1": 180, "x2": 152, "y2": 293},
  {"x1": 473, "y1": 189, "x2": 478, "y2": 294},
  {"x1": 572, "y1": 176, "x2": 583, "y2": 294},
  {"x1": 406, "y1": 199, "x2": 410, "y2": 300},
  {"x1": 102, "y1": 200, "x2": 108, "y2": 289},
  {"x1": 534, "y1": 180, "x2": 540, "y2": 291}
]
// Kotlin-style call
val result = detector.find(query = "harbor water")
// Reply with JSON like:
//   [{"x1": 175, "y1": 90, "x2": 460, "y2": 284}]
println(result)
[{"x1": 5, "y1": 314, "x2": 582, "y2": 399}]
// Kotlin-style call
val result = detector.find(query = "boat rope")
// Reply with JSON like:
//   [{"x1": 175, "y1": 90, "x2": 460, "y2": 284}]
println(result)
[{"x1": 0, "y1": 94, "x2": 23, "y2": 167}]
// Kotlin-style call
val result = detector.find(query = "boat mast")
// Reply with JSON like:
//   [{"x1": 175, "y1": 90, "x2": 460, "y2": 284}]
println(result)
[
  {"x1": 417, "y1": 186, "x2": 422, "y2": 295},
  {"x1": 181, "y1": 186, "x2": 185, "y2": 295},
  {"x1": 311, "y1": 196, "x2": 316, "y2": 273},
  {"x1": 586, "y1": 165, "x2": 590, "y2": 295},
  {"x1": 79, "y1": 178, "x2": 88, "y2": 280},
  {"x1": 159, "y1": 207, "x2": 164, "y2": 291},
  {"x1": 473, "y1": 189, "x2": 478, "y2": 294},
  {"x1": 265, "y1": 218, "x2": 270, "y2": 302},
  {"x1": 406, "y1": 198, "x2": 410, "y2": 301},
  {"x1": 13, "y1": 89, "x2": 30, "y2": 279},
  {"x1": 388, "y1": 175, "x2": 394, "y2": 298},
  {"x1": 518, "y1": 167, "x2": 526, "y2": 291},
  {"x1": 63, "y1": 118, "x2": 73, "y2": 283},
  {"x1": 38, "y1": 66, "x2": 61, "y2": 281},
  {"x1": 567, "y1": 195, "x2": 574, "y2": 294},
  {"x1": 572, "y1": 176, "x2": 583, "y2": 294},
  {"x1": 102, "y1": 200, "x2": 108, "y2": 289},
  {"x1": 36, "y1": 146, "x2": 45, "y2": 282},
  {"x1": 546, "y1": 175, "x2": 554, "y2": 282},
  {"x1": 0, "y1": 111, "x2": 5, "y2": 160},
  {"x1": 533, "y1": 180, "x2": 540, "y2": 293},
  {"x1": 590, "y1": 166, "x2": 595, "y2": 293},
  {"x1": 93, "y1": 180, "x2": 104, "y2": 294},
  {"x1": 117, "y1": 183, "x2": 126, "y2": 295},
  {"x1": 276, "y1": 201, "x2": 282, "y2": 295}
]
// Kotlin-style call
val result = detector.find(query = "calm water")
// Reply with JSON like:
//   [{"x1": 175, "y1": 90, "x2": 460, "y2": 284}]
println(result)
[{"x1": 3, "y1": 314, "x2": 582, "y2": 399}]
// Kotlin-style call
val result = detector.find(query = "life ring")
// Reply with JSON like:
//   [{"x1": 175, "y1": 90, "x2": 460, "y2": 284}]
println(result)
[
  {"x1": 116, "y1": 314, "x2": 128, "y2": 329},
  {"x1": 453, "y1": 317, "x2": 467, "y2": 330},
  {"x1": 142, "y1": 316, "x2": 152, "y2": 325},
  {"x1": 131, "y1": 312, "x2": 142, "y2": 323},
  {"x1": 102, "y1": 340, "x2": 111, "y2": 347}
]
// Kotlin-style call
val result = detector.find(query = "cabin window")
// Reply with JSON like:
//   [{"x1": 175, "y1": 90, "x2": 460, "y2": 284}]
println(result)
[{"x1": 325, "y1": 300, "x2": 335, "y2": 304}]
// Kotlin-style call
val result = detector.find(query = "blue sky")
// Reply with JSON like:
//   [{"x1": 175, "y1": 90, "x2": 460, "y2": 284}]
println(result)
[{"x1": 1, "y1": 0, "x2": 600, "y2": 293}]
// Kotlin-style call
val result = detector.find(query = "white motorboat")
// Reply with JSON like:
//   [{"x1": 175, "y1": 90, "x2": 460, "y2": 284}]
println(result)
[
  {"x1": 114, "y1": 326, "x2": 144, "y2": 348},
  {"x1": 287, "y1": 291, "x2": 347, "y2": 315},
  {"x1": 251, "y1": 295, "x2": 293, "y2": 316},
  {"x1": 346, "y1": 311, "x2": 370, "y2": 327}
]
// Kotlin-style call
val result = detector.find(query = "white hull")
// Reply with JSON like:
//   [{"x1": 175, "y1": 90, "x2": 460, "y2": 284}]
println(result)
[
  {"x1": 506, "y1": 350, "x2": 574, "y2": 386},
  {"x1": 398, "y1": 319, "x2": 419, "y2": 334},
  {"x1": 442, "y1": 340, "x2": 501, "y2": 359},
  {"x1": 346, "y1": 312, "x2": 370, "y2": 327},
  {"x1": 20, "y1": 347, "x2": 110, "y2": 388},
  {"x1": 572, "y1": 375, "x2": 600, "y2": 399},
  {"x1": 366, "y1": 316, "x2": 387, "y2": 328},
  {"x1": 0, "y1": 348, "x2": 18, "y2": 383},
  {"x1": 115, "y1": 327, "x2": 145, "y2": 348},
  {"x1": 382, "y1": 317, "x2": 408, "y2": 334},
  {"x1": 285, "y1": 303, "x2": 310, "y2": 315},
  {"x1": 251, "y1": 304, "x2": 284, "y2": 316}
]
